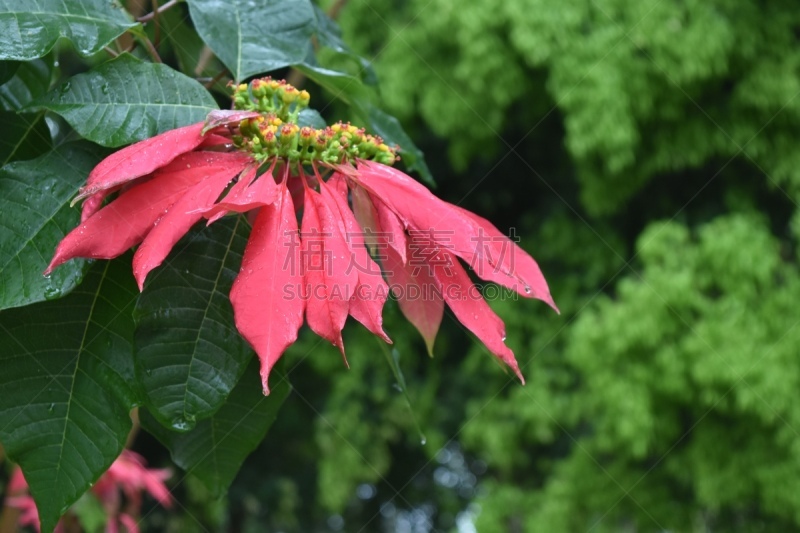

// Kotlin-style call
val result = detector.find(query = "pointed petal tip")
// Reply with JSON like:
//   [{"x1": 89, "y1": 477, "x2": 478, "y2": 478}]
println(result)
[
  {"x1": 424, "y1": 340, "x2": 435, "y2": 358},
  {"x1": 508, "y1": 358, "x2": 525, "y2": 385},
  {"x1": 260, "y1": 367, "x2": 272, "y2": 396},
  {"x1": 337, "y1": 338, "x2": 350, "y2": 368}
]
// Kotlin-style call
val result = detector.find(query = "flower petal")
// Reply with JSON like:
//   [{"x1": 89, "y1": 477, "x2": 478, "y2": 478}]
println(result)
[
  {"x1": 433, "y1": 246, "x2": 524, "y2": 383},
  {"x1": 131, "y1": 154, "x2": 253, "y2": 290},
  {"x1": 229, "y1": 185, "x2": 305, "y2": 394},
  {"x1": 76, "y1": 122, "x2": 207, "y2": 201},
  {"x1": 46, "y1": 152, "x2": 240, "y2": 275},
  {"x1": 321, "y1": 175, "x2": 392, "y2": 343},
  {"x1": 354, "y1": 161, "x2": 556, "y2": 311},
  {"x1": 80, "y1": 189, "x2": 111, "y2": 222},
  {"x1": 301, "y1": 183, "x2": 358, "y2": 357},
  {"x1": 382, "y1": 240, "x2": 443, "y2": 356},
  {"x1": 201, "y1": 109, "x2": 261, "y2": 134},
  {"x1": 204, "y1": 165, "x2": 279, "y2": 225},
  {"x1": 351, "y1": 183, "x2": 407, "y2": 264},
  {"x1": 450, "y1": 204, "x2": 558, "y2": 312}
]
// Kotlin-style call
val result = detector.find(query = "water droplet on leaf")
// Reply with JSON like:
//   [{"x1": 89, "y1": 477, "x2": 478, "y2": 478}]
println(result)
[
  {"x1": 171, "y1": 417, "x2": 194, "y2": 431},
  {"x1": 44, "y1": 286, "x2": 61, "y2": 300}
]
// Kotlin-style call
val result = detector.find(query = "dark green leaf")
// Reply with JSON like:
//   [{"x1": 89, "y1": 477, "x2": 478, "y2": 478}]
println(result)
[
  {"x1": 296, "y1": 63, "x2": 375, "y2": 109},
  {"x1": 0, "y1": 60, "x2": 20, "y2": 85},
  {"x1": 311, "y1": 5, "x2": 377, "y2": 86},
  {"x1": 141, "y1": 360, "x2": 290, "y2": 497},
  {"x1": 186, "y1": 0, "x2": 316, "y2": 81},
  {"x1": 366, "y1": 106, "x2": 433, "y2": 185},
  {"x1": 27, "y1": 54, "x2": 217, "y2": 147},
  {"x1": 0, "y1": 59, "x2": 51, "y2": 110},
  {"x1": 0, "y1": 0, "x2": 136, "y2": 61},
  {"x1": 0, "y1": 143, "x2": 104, "y2": 311},
  {"x1": 298, "y1": 108, "x2": 326, "y2": 129},
  {"x1": 0, "y1": 259, "x2": 139, "y2": 533},
  {"x1": 159, "y1": 7, "x2": 230, "y2": 94},
  {"x1": 134, "y1": 218, "x2": 252, "y2": 431},
  {"x1": 0, "y1": 110, "x2": 51, "y2": 165}
]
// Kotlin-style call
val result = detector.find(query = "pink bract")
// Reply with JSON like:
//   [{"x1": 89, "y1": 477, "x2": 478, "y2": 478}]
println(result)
[{"x1": 46, "y1": 112, "x2": 557, "y2": 394}]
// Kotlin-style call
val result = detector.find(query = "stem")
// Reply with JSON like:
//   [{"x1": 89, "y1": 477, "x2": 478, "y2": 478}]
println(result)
[
  {"x1": 138, "y1": 34, "x2": 163, "y2": 63},
  {"x1": 125, "y1": 408, "x2": 141, "y2": 449},
  {"x1": 204, "y1": 69, "x2": 229, "y2": 90},
  {"x1": 328, "y1": 0, "x2": 349, "y2": 20},
  {"x1": 138, "y1": 0, "x2": 178, "y2": 22},
  {"x1": 195, "y1": 45, "x2": 215, "y2": 76},
  {"x1": 104, "y1": 46, "x2": 120, "y2": 57},
  {"x1": 150, "y1": 0, "x2": 162, "y2": 49}
]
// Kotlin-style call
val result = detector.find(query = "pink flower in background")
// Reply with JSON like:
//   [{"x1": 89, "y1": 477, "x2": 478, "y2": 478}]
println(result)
[{"x1": 3, "y1": 451, "x2": 171, "y2": 533}]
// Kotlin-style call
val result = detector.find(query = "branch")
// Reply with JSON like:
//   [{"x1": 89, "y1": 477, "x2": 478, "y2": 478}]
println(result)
[{"x1": 138, "y1": 0, "x2": 179, "y2": 22}]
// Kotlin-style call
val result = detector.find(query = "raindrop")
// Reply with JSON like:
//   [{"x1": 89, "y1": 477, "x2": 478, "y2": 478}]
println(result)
[
  {"x1": 59, "y1": 82, "x2": 71, "y2": 94},
  {"x1": 420, "y1": 436, "x2": 427, "y2": 445},
  {"x1": 100, "y1": 83, "x2": 109, "y2": 95},
  {"x1": 145, "y1": 368, "x2": 152, "y2": 376},
  {"x1": 171, "y1": 417, "x2": 194, "y2": 431},
  {"x1": 523, "y1": 285, "x2": 531, "y2": 294},
  {"x1": 43, "y1": 286, "x2": 61, "y2": 300},
  {"x1": 47, "y1": 403, "x2": 55, "y2": 412}
]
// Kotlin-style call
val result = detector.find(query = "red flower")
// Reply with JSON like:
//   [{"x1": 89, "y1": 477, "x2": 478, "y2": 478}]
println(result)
[
  {"x1": 4, "y1": 451, "x2": 171, "y2": 533},
  {"x1": 46, "y1": 78, "x2": 557, "y2": 394}
]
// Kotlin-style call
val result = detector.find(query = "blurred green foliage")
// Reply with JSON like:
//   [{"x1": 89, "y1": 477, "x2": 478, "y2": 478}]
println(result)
[{"x1": 272, "y1": 0, "x2": 800, "y2": 531}]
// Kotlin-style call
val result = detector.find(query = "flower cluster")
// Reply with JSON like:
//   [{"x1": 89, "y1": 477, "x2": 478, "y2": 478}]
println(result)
[
  {"x1": 229, "y1": 78, "x2": 396, "y2": 165},
  {"x1": 4, "y1": 451, "x2": 171, "y2": 532},
  {"x1": 46, "y1": 78, "x2": 557, "y2": 394}
]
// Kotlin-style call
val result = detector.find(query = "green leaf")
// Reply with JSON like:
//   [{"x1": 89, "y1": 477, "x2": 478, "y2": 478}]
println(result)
[
  {"x1": 0, "y1": 0, "x2": 136, "y2": 61},
  {"x1": 186, "y1": 0, "x2": 316, "y2": 81},
  {"x1": 366, "y1": 106, "x2": 433, "y2": 185},
  {"x1": 298, "y1": 108, "x2": 326, "y2": 129},
  {"x1": 311, "y1": 5, "x2": 377, "y2": 86},
  {"x1": 296, "y1": 63, "x2": 375, "y2": 109},
  {"x1": 141, "y1": 360, "x2": 290, "y2": 497},
  {"x1": 159, "y1": 7, "x2": 230, "y2": 94},
  {"x1": 0, "y1": 110, "x2": 51, "y2": 165},
  {"x1": 0, "y1": 60, "x2": 20, "y2": 85},
  {"x1": 134, "y1": 218, "x2": 253, "y2": 431},
  {"x1": 0, "y1": 143, "x2": 104, "y2": 311},
  {"x1": 0, "y1": 59, "x2": 51, "y2": 110},
  {"x1": 0, "y1": 259, "x2": 139, "y2": 533},
  {"x1": 27, "y1": 54, "x2": 217, "y2": 147}
]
